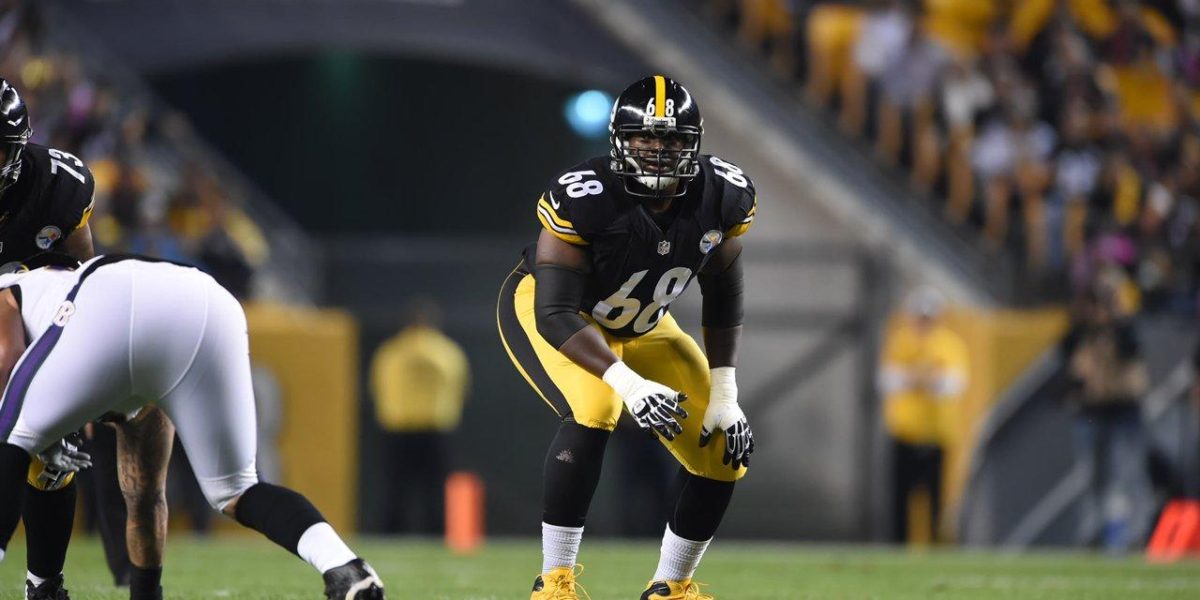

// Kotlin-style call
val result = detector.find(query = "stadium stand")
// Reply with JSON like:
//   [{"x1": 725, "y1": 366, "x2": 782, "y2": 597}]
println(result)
[
  {"x1": 698, "y1": 0, "x2": 1200, "y2": 316},
  {"x1": 0, "y1": 0, "x2": 317, "y2": 301},
  {"x1": 685, "y1": 0, "x2": 1200, "y2": 549}
]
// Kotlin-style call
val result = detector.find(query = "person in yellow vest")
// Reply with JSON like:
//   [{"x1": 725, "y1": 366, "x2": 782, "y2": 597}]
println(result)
[
  {"x1": 370, "y1": 299, "x2": 469, "y2": 535},
  {"x1": 878, "y1": 287, "x2": 969, "y2": 544}
]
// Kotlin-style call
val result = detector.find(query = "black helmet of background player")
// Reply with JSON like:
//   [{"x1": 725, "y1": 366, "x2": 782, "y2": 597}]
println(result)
[
  {"x1": 609, "y1": 75, "x2": 703, "y2": 198},
  {"x1": 0, "y1": 78, "x2": 31, "y2": 200}
]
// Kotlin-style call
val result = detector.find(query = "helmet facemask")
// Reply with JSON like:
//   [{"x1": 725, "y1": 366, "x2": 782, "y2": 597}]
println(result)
[
  {"x1": 610, "y1": 119, "x2": 701, "y2": 199},
  {"x1": 0, "y1": 140, "x2": 26, "y2": 199},
  {"x1": 0, "y1": 78, "x2": 32, "y2": 201}
]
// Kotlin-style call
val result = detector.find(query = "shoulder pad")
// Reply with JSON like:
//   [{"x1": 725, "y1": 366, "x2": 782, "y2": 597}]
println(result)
[
  {"x1": 702, "y1": 155, "x2": 757, "y2": 238},
  {"x1": 535, "y1": 158, "x2": 612, "y2": 246},
  {"x1": 36, "y1": 145, "x2": 96, "y2": 232}
]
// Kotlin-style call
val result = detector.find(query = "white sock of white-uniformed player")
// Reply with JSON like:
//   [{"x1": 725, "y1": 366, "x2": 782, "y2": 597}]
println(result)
[
  {"x1": 297, "y1": 523, "x2": 357, "y2": 573},
  {"x1": 542, "y1": 522, "x2": 583, "y2": 573},
  {"x1": 653, "y1": 525, "x2": 711, "y2": 582}
]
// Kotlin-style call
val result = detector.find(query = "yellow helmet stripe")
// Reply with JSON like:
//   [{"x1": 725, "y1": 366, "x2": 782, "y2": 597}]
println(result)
[{"x1": 654, "y1": 75, "x2": 666, "y2": 117}]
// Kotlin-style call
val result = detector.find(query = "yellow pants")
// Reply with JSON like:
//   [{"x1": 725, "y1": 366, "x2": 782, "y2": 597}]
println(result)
[
  {"x1": 497, "y1": 267, "x2": 747, "y2": 482},
  {"x1": 27, "y1": 456, "x2": 75, "y2": 491}
]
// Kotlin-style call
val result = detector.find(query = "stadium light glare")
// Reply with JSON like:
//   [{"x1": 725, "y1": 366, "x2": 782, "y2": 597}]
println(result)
[{"x1": 564, "y1": 90, "x2": 613, "y2": 139}]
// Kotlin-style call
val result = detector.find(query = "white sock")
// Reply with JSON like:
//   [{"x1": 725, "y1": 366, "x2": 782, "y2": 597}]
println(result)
[
  {"x1": 296, "y1": 522, "x2": 357, "y2": 574},
  {"x1": 26, "y1": 571, "x2": 45, "y2": 586},
  {"x1": 0, "y1": 548, "x2": 5, "y2": 563},
  {"x1": 542, "y1": 522, "x2": 583, "y2": 574},
  {"x1": 653, "y1": 526, "x2": 711, "y2": 582}
]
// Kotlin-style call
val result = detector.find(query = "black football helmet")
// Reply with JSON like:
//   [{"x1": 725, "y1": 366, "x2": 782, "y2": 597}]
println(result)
[
  {"x1": 0, "y1": 78, "x2": 31, "y2": 200},
  {"x1": 609, "y1": 75, "x2": 702, "y2": 198}
]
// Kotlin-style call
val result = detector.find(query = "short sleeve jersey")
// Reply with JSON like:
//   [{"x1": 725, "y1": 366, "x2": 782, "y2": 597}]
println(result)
[
  {"x1": 526, "y1": 154, "x2": 756, "y2": 338},
  {"x1": 0, "y1": 143, "x2": 95, "y2": 269}
]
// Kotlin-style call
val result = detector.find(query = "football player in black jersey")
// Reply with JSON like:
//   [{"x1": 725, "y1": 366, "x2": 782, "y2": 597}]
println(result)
[
  {"x1": 0, "y1": 78, "x2": 169, "y2": 600},
  {"x1": 497, "y1": 76, "x2": 756, "y2": 600}
]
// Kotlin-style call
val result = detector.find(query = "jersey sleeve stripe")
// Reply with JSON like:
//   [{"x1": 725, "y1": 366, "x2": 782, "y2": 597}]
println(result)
[
  {"x1": 737, "y1": 200, "x2": 757, "y2": 225},
  {"x1": 74, "y1": 195, "x2": 96, "y2": 230},
  {"x1": 536, "y1": 205, "x2": 578, "y2": 235},
  {"x1": 727, "y1": 196, "x2": 756, "y2": 238},
  {"x1": 725, "y1": 222, "x2": 752, "y2": 238},
  {"x1": 537, "y1": 197, "x2": 575, "y2": 230},
  {"x1": 537, "y1": 209, "x2": 588, "y2": 245}
]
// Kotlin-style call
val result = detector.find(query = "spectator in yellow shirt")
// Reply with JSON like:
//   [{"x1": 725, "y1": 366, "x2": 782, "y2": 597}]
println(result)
[
  {"x1": 878, "y1": 287, "x2": 969, "y2": 543},
  {"x1": 370, "y1": 299, "x2": 470, "y2": 534}
]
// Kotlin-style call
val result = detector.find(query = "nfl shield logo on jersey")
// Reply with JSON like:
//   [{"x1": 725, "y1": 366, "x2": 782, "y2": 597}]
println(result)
[
  {"x1": 35, "y1": 226, "x2": 62, "y2": 250},
  {"x1": 699, "y1": 230, "x2": 724, "y2": 254},
  {"x1": 657, "y1": 240, "x2": 671, "y2": 255}
]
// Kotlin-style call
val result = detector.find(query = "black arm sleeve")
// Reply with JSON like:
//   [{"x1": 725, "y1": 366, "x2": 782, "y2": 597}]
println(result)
[
  {"x1": 697, "y1": 250, "x2": 745, "y2": 328},
  {"x1": 534, "y1": 264, "x2": 590, "y2": 349}
]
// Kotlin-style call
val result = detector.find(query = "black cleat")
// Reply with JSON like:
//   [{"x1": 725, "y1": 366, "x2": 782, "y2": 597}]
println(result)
[
  {"x1": 26, "y1": 575, "x2": 70, "y2": 600},
  {"x1": 322, "y1": 559, "x2": 385, "y2": 600}
]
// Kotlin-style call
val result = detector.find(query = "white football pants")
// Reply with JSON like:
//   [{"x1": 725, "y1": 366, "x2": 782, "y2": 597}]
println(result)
[{"x1": 1, "y1": 260, "x2": 259, "y2": 510}]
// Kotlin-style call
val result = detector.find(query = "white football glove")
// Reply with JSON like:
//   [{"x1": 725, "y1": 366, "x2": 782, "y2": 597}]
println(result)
[
  {"x1": 603, "y1": 361, "x2": 689, "y2": 440},
  {"x1": 699, "y1": 367, "x2": 754, "y2": 469},
  {"x1": 38, "y1": 433, "x2": 93, "y2": 474}
]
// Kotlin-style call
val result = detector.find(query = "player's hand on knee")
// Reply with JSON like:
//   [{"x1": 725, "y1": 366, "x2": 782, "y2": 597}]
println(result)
[
  {"x1": 699, "y1": 367, "x2": 754, "y2": 469},
  {"x1": 699, "y1": 403, "x2": 754, "y2": 469},
  {"x1": 38, "y1": 432, "x2": 92, "y2": 473},
  {"x1": 629, "y1": 387, "x2": 688, "y2": 440},
  {"x1": 603, "y1": 361, "x2": 688, "y2": 440}
]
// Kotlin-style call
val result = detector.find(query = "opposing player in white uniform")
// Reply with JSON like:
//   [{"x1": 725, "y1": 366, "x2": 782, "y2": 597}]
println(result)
[{"x1": 0, "y1": 254, "x2": 386, "y2": 600}]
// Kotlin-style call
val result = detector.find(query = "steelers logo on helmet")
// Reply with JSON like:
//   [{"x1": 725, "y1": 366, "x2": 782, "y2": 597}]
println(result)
[{"x1": 609, "y1": 75, "x2": 703, "y2": 198}]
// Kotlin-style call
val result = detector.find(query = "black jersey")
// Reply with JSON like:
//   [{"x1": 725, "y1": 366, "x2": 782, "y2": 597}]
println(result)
[
  {"x1": 526, "y1": 154, "x2": 757, "y2": 338},
  {"x1": 0, "y1": 143, "x2": 94, "y2": 268}
]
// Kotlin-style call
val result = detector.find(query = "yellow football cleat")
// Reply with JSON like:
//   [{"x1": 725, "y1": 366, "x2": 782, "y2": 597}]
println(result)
[
  {"x1": 640, "y1": 579, "x2": 714, "y2": 600},
  {"x1": 530, "y1": 565, "x2": 590, "y2": 599}
]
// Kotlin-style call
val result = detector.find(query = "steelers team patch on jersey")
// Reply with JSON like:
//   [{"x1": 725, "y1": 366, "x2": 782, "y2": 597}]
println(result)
[
  {"x1": 35, "y1": 225, "x2": 62, "y2": 250},
  {"x1": 699, "y1": 230, "x2": 723, "y2": 254}
]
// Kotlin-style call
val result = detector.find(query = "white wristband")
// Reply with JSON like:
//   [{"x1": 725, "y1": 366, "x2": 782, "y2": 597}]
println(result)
[
  {"x1": 602, "y1": 361, "x2": 644, "y2": 399},
  {"x1": 710, "y1": 367, "x2": 737, "y2": 406}
]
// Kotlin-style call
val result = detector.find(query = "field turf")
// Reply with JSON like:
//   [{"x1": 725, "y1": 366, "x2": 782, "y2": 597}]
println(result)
[{"x1": 2, "y1": 536, "x2": 1199, "y2": 599}]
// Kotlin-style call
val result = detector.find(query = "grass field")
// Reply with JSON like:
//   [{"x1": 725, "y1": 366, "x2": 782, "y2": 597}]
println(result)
[{"x1": 2, "y1": 536, "x2": 1200, "y2": 599}]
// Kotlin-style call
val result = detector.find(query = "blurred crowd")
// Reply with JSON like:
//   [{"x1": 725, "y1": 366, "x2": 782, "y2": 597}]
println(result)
[
  {"x1": 705, "y1": 0, "x2": 1200, "y2": 316},
  {"x1": 0, "y1": 0, "x2": 267, "y2": 297}
]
